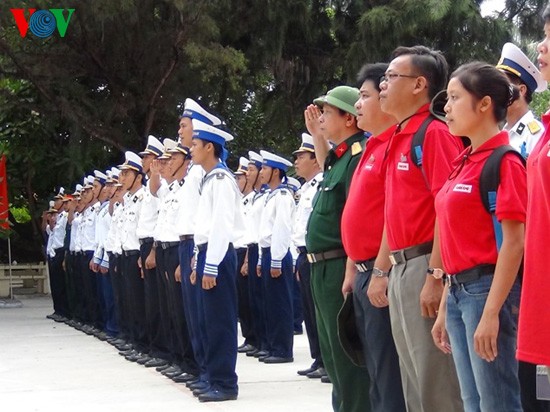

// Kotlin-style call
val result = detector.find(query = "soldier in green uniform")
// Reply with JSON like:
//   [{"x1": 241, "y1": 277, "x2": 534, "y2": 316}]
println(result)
[{"x1": 304, "y1": 86, "x2": 371, "y2": 412}]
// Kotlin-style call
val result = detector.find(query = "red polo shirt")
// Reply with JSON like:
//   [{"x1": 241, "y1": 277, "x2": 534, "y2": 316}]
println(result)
[
  {"x1": 518, "y1": 112, "x2": 550, "y2": 365},
  {"x1": 435, "y1": 131, "x2": 526, "y2": 275},
  {"x1": 385, "y1": 104, "x2": 464, "y2": 250},
  {"x1": 342, "y1": 125, "x2": 397, "y2": 261}
]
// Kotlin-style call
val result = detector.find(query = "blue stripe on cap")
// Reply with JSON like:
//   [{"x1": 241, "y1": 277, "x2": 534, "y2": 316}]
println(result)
[
  {"x1": 302, "y1": 142, "x2": 314, "y2": 149},
  {"x1": 127, "y1": 160, "x2": 143, "y2": 172},
  {"x1": 192, "y1": 130, "x2": 226, "y2": 146},
  {"x1": 147, "y1": 145, "x2": 163, "y2": 156},
  {"x1": 182, "y1": 109, "x2": 214, "y2": 126},
  {"x1": 499, "y1": 57, "x2": 537, "y2": 92},
  {"x1": 250, "y1": 160, "x2": 262, "y2": 169},
  {"x1": 263, "y1": 159, "x2": 290, "y2": 171}
]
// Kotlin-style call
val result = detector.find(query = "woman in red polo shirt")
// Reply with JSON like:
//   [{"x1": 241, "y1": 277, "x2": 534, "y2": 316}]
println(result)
[
  {"x1": 431, "y1": 62, "x2": 526, "y2": 411},
  {"x1": 517, "y1": 3, "x2": 550, "y2": 375}
]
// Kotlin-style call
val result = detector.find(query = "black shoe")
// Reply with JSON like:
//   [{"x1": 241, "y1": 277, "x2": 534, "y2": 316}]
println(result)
[
  {"x1": 110, "y1": 338, "x2": 126, "y2": 346},
  {"x1": 115, "y1": 343, "x2": 133, "y2": 351},
  {"x1": 246, "y1": 348, "x2": 259, "y2": 357},
  {"x1": 125, "y1": 352, "x2": 145, "y2": 362},
  {"x1": 162, "y1": 366, "x2": 182, "y2": 377},
  {"x1": 185, "y1": 378, "x2": 200, "y2": 387},
  {"x1": 307, "y1": 367, "x2": 326, "y2": 379},
  {"x1": 263, "y1": 356, "x2": 293, "y2": 364},
  {"x1": 144, "y1": 358, "x2": 167, "y2": 368},
  {"x1": 297, "y1": 366, "x2": 317, "y2": 376},
  {"x1": 189, "y1": 380, "x2": 209, "y2": 391},
  {"x1": 258, "y1": 353, "x2": 271, "y2": 362},
  {"x1": 193, "y1": 386, "x2": 211, "y2": 397},
  {"x1": 172, "y1": 373, "x2": 196, "y2": 383},
  {"x1": 46, "y1": 313, "x2": 58, "y2": 320},
  {"x1": 82, "y1": 326, "x2": 95, "y2": 336},
  {"x1": 198, "y1": 389, "x2": 238, "y2": 403},
  {"x1": 136, "y1": 355, "x2": 152, "y2": 365},
  {"x1": 119, "y1": 348, "x2": 135, "y2": 356},
  {"x1": 254, "y1": 350, "x2": 269, "y2": 358},
  {"x1": 237, "y1": 344, "x2": 256, "y2": 353},
  {"x1": 321, "y1": 375, "x2": 331, "y2": 384},
  {"x1": 156, "y1": 364, "x2": 171, "y2": 372},
  {"x1": 96, "y1": 331, "x2": 109, "y2": 341}
]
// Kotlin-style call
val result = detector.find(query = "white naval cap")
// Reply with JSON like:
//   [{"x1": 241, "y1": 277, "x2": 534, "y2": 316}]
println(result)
[
  {"x1": 235, "y1": 156, "x2": 249, "y2": 175},
  {"x1": 159, "y1": 138, "x2": 178, "y2": 160},
  {"x1": 286, "y1": 177, "x2": 301, "y2": 192},
  {"x1": 293, "y1": 133, "x2": 315, "y2": 154},
  {"x1": 181, "y1": 98, "x2": 222, "y2": 126},
  {"x1": 94, "y1": 170, "x2": 108, "y2": 185},
  {"x1": 248, "y1": 151, "x2": 263, "y2": 168},
  {"x1": 497, "y1": 42, "x2": 547, "y2": 92},
  {"x1": 54, "y1": 187, "x2": 65, "y2": 199},
  {"x1": 139, "y1": 135, "x2": 164, "y2": 157},
  {"x1": 192, "y1": 119, "x2": 234, "y2": 145},
  {"x1": 119, "y1": 151, "x2": 143, "y2": 173},
  {"x1": 72, "y1": 184, "x2": 83, "y2": 195},
  {"x1": 260, "y1": 150, "x2": 292, "y2": 172}
]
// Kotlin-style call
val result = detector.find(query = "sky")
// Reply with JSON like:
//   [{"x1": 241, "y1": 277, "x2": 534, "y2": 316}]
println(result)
[{"x1": 480, "y1": 0, "x2": 506, "y2": 17}]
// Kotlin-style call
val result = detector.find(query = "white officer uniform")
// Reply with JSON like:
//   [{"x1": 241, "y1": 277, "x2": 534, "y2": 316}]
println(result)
[
  {"x1": 136, "y1": 135, "x2": 164, "y2": 242},
  {"x1": 119, "y1": 152, "x2": 144, "y2": 253},
  {"x1": 497, "y1": 42, "x2": 547, "y2": 157},
  {"x1": 258, "y1": 150, "x2": 295, "y2": 269}
]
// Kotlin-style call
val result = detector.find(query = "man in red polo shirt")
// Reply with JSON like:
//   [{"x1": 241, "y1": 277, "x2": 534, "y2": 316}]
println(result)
[
  {"x1": 371, "y1": 45, "x2": 463, "y2": 411},
  {"x1": 341, "y1": 62, "x2": 405, "y2": 411}
]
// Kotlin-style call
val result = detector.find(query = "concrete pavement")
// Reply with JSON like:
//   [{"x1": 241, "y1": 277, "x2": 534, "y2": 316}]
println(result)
[{"x1": 0, "y1": 295, "x2": 333, "y2": 412}]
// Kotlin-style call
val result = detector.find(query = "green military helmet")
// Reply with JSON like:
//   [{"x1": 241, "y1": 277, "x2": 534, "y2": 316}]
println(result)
[{"x1": 313, "y1": 85, "x2": 360, "y2": 116}]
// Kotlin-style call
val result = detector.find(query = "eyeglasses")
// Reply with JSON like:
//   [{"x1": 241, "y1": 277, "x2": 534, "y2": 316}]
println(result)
[{"x1": 379, "y1": 73, "x2": 419, "y2": 84}]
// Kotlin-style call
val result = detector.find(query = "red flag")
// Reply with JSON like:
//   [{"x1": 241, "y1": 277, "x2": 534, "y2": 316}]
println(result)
[{"x1": 0, "y1": 155, "x2": 9, "y2": 230}]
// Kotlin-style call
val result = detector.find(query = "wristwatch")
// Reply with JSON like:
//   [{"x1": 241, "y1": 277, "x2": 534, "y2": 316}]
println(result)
[
  {"x1": 427, "y1": 267, "x2": 445, "y2": 279},
  {"x1": 373, "y1": 267, "x2": 389, "y2": 278}
]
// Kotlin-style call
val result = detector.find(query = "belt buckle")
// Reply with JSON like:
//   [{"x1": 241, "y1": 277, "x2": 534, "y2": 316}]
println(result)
[
  {"x1": 307, "y1": 253, "x2": 316, "y2": 264},
  {"x1": 389, "y1": 254, "x2": 397, "y2": 266}
]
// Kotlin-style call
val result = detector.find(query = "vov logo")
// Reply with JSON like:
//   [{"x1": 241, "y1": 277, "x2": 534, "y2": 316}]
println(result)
[{"x1": 10, "y1": 9, "x2": 75, "y2": 38}]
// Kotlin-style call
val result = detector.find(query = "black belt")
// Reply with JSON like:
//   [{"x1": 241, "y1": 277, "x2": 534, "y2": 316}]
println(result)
[
  {"x1": 307, "y1": 248, "x2": 347, "y2": 264},
  {"x1": 247, "y1": 242, "x2": 258, "y2": 248},
  {"x1": 297, "y1": 246, "x2": 307, "y2": 254},
  {"x1": 197, "y1": 243, "x2": 207, "y2": 252},
  {"x1": 158, "y1": 241, "x2": 179, "y2": 250},
  {"x1": 139, "y1": 237, "x2": 154, "y2": 245},
  {"x1": 389, "y1": 241, "x2": 433, "y2": 265},
  {"x1": 179, "y1": 235, "x2": 193, "y2": 241},
  {"x1": 122, "y1": 249, "x2": 140, "y2": 257},
  {"x1": 446, "y1": 264, "x2": 496, "y2": 287},
  {"x1": 355, "y1": 258, "x2": 376, "y2": 273}
]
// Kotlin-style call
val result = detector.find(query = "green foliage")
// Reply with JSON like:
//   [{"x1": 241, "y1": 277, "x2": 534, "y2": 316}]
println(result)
[
  {"x1": 10, "y1": 205, "x2": 31, "y2": 224},
  {"x1": 531, "y1": 90, "x2": 550, "y2": 118}
]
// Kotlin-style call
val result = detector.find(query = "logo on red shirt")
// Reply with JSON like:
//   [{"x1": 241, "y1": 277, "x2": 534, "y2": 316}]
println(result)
[
  {"x1": 397, "y1": 153, "x2": 409, "y2": 171},
  {"x1": 453, "y1": 184, "x2": 473, "y2": 193}
]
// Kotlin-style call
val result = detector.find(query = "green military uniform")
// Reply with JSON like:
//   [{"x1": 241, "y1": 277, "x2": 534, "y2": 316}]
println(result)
[{"x1": 306, "y1": 119, "x2": 371, "y2": 412}]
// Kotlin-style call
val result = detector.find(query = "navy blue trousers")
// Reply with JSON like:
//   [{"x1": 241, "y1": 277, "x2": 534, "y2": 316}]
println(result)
[
  {"x1": 179, "y1": 238, "x2": 207, "y2": 380},
  {"x1": 236, "y1": 247, "x2": 257, "y2": 347},
  {"x1": 81, "y1": 250, "x2": 101, "y2": 328},
  {"x1": 47, "y1": 247, "x2": 69, "y2": 317},
  {"x1": 196, "y1": 244, "x2": 238, "y2": 395},
  {"x1": 247, "y1": 244, "x2": 268, "y2": 351},
  {"x1": 99, "y1": 272, "x2": 117, "y2": 336},
  {"x1": 261, "y1": 247, "x2": 294, "y2": 358},
  {"x1": 140, "y1": 241, "x2": 170, "y2": 360},
  {"x1": 108, "y1": 253, "x2": 124, "y2": 337}
]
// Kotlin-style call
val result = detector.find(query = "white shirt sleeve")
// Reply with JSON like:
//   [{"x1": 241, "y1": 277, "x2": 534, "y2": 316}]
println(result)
[
  {"x1": 270, "y1": 190, "x2": 294, "y2": 268},
  {"x1": 204, "y1": 178, "x2": 237, "y2": 277}
]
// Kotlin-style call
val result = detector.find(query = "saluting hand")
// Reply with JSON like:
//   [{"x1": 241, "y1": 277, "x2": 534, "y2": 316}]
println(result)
[
  {"x1": 304, "y1": 104, "x2": 323, "y2": 138},
  {"x1": 202, "y1": 274, "x2": 217, "y2": 290},
  {"x1": 270, "y1": 268, "x2": 282, "y2": 278}
]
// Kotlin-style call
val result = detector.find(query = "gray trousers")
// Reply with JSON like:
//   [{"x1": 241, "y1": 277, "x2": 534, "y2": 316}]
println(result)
[{"x1": 388, "y1": 253, "x2": 464, "y2": 412}]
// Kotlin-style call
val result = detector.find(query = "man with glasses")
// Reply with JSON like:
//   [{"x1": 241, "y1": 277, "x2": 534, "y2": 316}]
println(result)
[{"x1": 371, "y1": 46, "x2": 464, "y2": 411}]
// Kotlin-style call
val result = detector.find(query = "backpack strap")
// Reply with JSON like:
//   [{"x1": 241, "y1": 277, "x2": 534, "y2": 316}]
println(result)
[
  {"x1": 479, "y1": 145, "x2": 526, "y2": 251},
  {"x1": 410, "y1": 116, "x2": 435, "y2": 167}
]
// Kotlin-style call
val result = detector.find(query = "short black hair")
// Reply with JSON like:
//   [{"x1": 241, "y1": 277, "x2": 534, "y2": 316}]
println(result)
[
  {"x1": 451, "y1": 62, "x2": 520, "y2": 123},
  {"x1": 504, "y1": 72, "x2": 533, "y2": 103},
  {"x1": 357, "y1": 63, "x2": 389, "y2": 92},
  {"x1": 543, "y1": 3, "x2": 550, "y2": 22},
  {"x1": 392, "y1": 45, "x2": 449, "y2": 99}
]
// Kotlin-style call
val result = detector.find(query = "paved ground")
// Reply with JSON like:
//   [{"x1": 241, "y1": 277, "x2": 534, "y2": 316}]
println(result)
[{"x1": 0, "y1": 296, "x2": 332, "y2": 412}]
